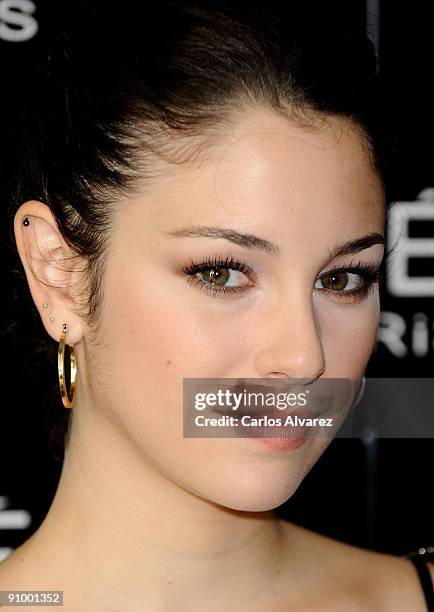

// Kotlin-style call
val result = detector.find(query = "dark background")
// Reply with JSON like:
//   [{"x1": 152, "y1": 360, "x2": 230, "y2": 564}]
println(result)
[{"x1": 0, "y1": 0, "x2": 433, "y2": 562}]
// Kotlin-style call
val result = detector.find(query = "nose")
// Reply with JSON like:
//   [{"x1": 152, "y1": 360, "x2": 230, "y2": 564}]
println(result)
[{"x1": 252, "y1": 293, "x2": 326, "y2": 382}]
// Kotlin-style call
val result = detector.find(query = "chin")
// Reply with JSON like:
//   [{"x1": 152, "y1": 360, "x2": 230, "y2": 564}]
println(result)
[
  {"x1": 218, "y1": 483, "x2": 303, "y2": 513},
  {"x1": 186, "y1": 450, "x2": 316, "y2": 512}
]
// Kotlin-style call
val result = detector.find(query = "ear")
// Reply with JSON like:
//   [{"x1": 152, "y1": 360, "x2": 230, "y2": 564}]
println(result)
[{"x1": 13, "y1": 200, "x2": 85, "y2": 345}]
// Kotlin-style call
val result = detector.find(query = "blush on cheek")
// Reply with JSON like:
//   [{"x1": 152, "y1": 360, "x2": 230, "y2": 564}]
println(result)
[{"x1": 320, "y1": 303, "x2": 380, "y2": 377}]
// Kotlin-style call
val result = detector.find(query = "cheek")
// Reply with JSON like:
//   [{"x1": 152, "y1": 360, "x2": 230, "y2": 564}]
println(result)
[
  {"x1": 120, "y1": 297, "x2": 248, "y2": 379},
  {"x1": 318, "y1": 296, "x2": 380, "y2": 377},
  {"x1": 113, "y1": 279, "x2": 251, "y2": 384},
  {"x1": 97, "y1": 265, "x2": 250, "y2": 431}
]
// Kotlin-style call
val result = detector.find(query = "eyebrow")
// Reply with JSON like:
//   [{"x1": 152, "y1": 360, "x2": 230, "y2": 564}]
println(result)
[
  {"x1": 164, "y1": 225, "x2": 384, "y2": 258},
  {"x1": 327, "y1": 233, "x2": 385, "y2": 259},
  {"x1": 164, "y1": 225, "x2": 280, "y2": 255}
]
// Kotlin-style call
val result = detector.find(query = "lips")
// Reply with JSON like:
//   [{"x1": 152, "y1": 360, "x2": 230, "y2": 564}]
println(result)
[{"x1": 237, "y1": 409, "x2": 315, "y2": 440}]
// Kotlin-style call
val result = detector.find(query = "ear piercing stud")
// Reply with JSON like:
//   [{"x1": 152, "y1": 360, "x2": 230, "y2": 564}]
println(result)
[
  {"x1": 28, "y1": 222, "x2": 55, "y2": 323},
  {"x1": 42, "y1": 303, "x2": 55, "y2": 321},
  {"x1": 26, "y1": 221, "x2": 55, "y2": 322}
]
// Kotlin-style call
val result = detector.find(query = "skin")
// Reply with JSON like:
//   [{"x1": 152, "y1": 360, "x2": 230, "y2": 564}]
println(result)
[{"x1": 1, "y1": 107, "x2": 432, "y2": 610}]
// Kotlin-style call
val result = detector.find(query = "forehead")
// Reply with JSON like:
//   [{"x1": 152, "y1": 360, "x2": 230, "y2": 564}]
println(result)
[{"x1": 128, "y1": 107, "x2": 385, "y2": 241}]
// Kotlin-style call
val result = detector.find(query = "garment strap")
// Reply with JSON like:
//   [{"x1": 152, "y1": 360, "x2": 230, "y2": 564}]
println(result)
[{"x1": 408, "y1": 556, "x2": 434, "y2": 612}]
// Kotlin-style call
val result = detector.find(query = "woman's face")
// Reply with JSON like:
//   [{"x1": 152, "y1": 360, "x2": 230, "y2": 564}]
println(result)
[{"x1": 78, "y1": 107, "x2": 385, "y2": 511}]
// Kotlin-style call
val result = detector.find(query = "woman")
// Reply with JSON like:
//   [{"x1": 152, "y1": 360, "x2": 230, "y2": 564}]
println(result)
[{"x1": 1, "y1": 1, "x2": 432, "y2": 609}]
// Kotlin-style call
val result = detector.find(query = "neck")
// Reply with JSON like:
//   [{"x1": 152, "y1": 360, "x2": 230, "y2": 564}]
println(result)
[{"x1": 17, "y1": 401, "x2": 292, "y2": 611}]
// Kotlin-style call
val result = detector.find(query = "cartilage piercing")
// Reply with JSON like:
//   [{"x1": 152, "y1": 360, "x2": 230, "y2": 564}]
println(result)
[{"x1": 42, "y1": 302, "x2": 54, "y2": 321}]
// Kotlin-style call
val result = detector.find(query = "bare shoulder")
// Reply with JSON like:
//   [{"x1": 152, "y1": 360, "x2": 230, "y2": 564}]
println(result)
[
  {"x1": 0, "y1": 546, "x2": 28, "y2": 588},
  {"x1": 0, "y1": 540, "x2": 51, "y2": 589},
  {"x1": 279, "y1": 521, "x2": 432, "y2": 612}
]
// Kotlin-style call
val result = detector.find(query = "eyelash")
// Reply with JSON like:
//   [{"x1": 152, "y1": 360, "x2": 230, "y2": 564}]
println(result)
[{"x1": 182, "y1": 254, "x2": 382, "y2": 302}]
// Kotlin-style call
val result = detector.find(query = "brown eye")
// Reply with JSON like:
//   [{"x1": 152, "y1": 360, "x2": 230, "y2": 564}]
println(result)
[
  {"x1": 194, "y1": 266, "x2": 250, "y2": 291},
  {"x1": 315, "y1": 271, "x2": 364, "y2": 292},
  {"x1": 183, "y1": 255, "x2": 255, "y2": 298},
  {"x1": 313, "y1": 262, "x2": 381, "y2": 304},
  {"x1": 200, "y1": 267, "x2": 230, "y2": 286}
]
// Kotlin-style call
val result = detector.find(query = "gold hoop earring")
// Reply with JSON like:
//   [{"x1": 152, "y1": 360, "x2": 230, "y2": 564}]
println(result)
[{"x1": 58, "y1": 323, "x2": 76, "y2": 409}]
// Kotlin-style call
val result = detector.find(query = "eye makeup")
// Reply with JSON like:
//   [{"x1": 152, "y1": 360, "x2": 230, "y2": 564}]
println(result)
[{"x1": 182, "y1": 253, "x2": 383, "y2": 303}]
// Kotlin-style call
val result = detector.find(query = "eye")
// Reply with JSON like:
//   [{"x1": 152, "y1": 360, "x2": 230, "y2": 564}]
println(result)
[
  {"x1": 182, "y1": 254, "x2": 254, "y2": 297},
  {"x1": 182, "y1": 256, "x2": 381, "y2": 301},
  {"x1": 314, "y1": 262, "x2": 381, "y2": 302},
  {"x1": 315, "y1": 270, "x2": 363, "y2": 291}
]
